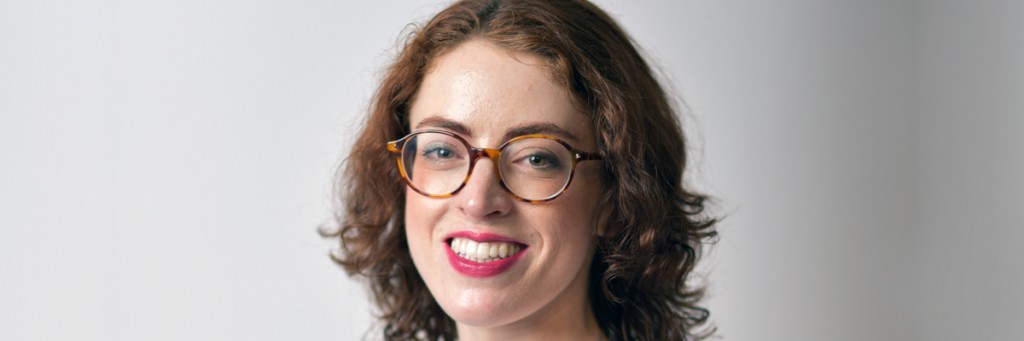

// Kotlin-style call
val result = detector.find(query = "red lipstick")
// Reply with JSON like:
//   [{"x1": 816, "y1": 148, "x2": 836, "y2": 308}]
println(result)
[{"x1": 445, "y1": 231, "x2": 527, "y2": 278}]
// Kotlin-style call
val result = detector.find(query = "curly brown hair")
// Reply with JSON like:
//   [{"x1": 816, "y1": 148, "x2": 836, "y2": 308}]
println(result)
[{"x1": 324, "y1": 0, "x2": 719, "y2": 340}]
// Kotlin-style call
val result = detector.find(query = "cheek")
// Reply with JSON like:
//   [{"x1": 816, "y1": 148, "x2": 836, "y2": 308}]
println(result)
[
  {"x1": 404, "y1": 190, "x2": 442, "y2": 258},
  {"x1": 404, "y1": 193, "x2": 422, "y2": 230},
  {"x1": 533, "y1": 186, "x2": 604, "y2": 255},
  {"x1": 557, "y1": 179, "x2": 604, "y2": 235},
  {"x1": 404, "y1": 190, "x2": 438, "y2": 232}
]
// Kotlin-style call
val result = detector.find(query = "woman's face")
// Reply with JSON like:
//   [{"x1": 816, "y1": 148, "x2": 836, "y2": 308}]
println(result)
[{"x1": 405, "y1": 39, "x2": 605, "y2": 330}]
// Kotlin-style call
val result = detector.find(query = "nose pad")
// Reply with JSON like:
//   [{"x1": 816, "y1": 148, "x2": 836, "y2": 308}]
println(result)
[{"x1": 454, "y1": 157, "x2": 513, "y2": 220}]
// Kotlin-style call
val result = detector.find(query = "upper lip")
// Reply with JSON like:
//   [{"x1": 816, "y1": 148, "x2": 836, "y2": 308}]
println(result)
[{"x1": 444, "y1": 230, "x2": 527, "y2": 245}]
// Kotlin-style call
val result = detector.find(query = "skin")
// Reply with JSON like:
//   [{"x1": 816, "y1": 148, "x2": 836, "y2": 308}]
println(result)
[{"x1": 405, "y1": 39, "x2": 607, "y2": 341}]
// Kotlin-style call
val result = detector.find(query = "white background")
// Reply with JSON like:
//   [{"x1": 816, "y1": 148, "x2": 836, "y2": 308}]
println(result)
[{"x1": 2, "y1": 1, "x2": 1022, "y2": 340}]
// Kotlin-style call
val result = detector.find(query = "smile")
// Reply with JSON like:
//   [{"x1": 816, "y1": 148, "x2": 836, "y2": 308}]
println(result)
[
  {"x1": 449, "y1": 237, "x2": 523, "y2": 262},
  {"x1": 444, "y1": 231, "x2": 528, "y2": 278}
]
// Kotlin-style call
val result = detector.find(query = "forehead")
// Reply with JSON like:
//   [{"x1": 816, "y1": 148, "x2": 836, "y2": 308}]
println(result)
[{"x1": 408, "y1": 40, "x2": 594, "y2": 149}]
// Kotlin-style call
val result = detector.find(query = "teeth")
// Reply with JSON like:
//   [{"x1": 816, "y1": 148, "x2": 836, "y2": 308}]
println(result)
[
  {"x1": 449, "y1": 237, "x2": 523, "y2": 263},
  {"x1": 475, "y1": 242, "x2": 488, "y2": 259}
]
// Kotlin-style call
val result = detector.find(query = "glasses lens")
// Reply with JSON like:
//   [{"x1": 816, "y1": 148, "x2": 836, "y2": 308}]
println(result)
[
  {"x1": 499, "y1": 137, "x2": 574, "y2": 200},
  {"x1": 401, "y1": 132, "x2": 470, "y2": 196}
]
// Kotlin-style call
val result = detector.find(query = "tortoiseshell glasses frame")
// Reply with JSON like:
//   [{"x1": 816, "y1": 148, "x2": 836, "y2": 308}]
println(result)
[{"x1": 387, "y1": 129, "x2": 602, "y2": 203}]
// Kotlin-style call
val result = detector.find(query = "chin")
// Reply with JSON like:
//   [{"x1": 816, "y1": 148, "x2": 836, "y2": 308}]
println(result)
[{"x1": 439, "y1": 290, "x2": 529, "y2": 328}]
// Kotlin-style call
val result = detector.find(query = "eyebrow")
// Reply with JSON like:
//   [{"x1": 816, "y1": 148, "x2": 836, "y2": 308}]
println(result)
[
  {"x1": 502, "y1": 123, "x2": 578, "y2": 144},
  {"x1": 414, "y1": 116, "x2": 580, "y2": 144},
  {"x1": 415, "y1": 116, "x2": 473, "y2": 136}
]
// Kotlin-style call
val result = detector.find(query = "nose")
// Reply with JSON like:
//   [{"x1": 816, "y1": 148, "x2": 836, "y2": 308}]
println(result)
[{"x1": 454, "y1": 156, "x2": 513, "y2": 220}]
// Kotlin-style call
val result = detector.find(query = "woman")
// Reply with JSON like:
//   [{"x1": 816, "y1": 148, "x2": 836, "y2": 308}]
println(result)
[{"x1": 326, "y1": 0, "x2": 718, "y2": 339}]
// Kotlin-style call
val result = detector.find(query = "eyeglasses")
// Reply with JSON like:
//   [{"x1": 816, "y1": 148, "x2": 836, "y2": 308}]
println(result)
[{"x1": 387, "y1": 130, "x2": 602, "y2": 203}]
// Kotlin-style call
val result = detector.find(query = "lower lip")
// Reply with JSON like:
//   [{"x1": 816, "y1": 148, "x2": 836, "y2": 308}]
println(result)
[{"x1": 445, "y1": 244, "x2": 526, "y2": 278}]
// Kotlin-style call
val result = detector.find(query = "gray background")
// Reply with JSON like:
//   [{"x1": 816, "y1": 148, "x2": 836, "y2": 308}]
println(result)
[{"x1": 2, "y1": 0, "x2": 1022, "y2": 340}]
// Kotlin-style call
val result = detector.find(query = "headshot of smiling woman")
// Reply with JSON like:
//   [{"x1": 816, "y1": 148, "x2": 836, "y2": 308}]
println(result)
[{"x1": 325, "y1": 0, "x2": 718, "y2": 340}]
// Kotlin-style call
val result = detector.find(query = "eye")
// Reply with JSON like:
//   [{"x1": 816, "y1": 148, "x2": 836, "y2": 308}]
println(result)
[
  {"x1": 517, "y1": 151, "x2": 562, "y2": 170},
  {"x1": 527, "y1": 154, "x2": 553, "y2": 167},
  {"x1": 422, "y1": 145, "x2": 459, "y2": 160}
]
